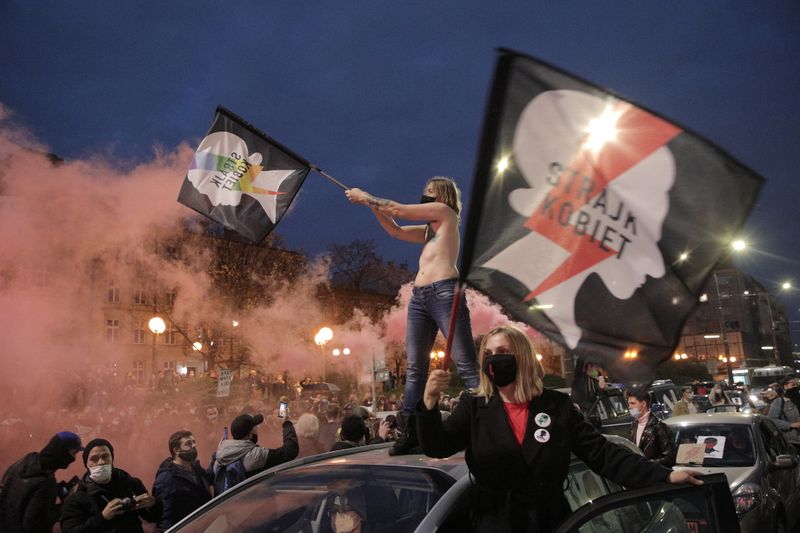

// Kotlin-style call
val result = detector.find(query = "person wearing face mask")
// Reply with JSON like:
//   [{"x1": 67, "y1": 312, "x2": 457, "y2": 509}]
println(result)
[
  {"x1": 417, "y1": 324, "x2": 701, "y2": 532},
  {"x1": 152, "y1": 431, "x2": 212, "y2": 531},
  {"x1": 766, "y1": 379, "x2": 800, "y2": 444},
  {"x1": 708, "y1": 383, "x2": 726, "y2": 407},
  {"x1": 625, "y1": 389, "x2": 677, "y2": 466},
  {"x1": 346, "y1": 177, "x2": 480, "y2": 455},
  {"x1": 211, "y1": 413, "x2": 298, "y2": 495},
  {"x1": 61, "y1": 438, "x2": 162, "y2": 532},
  {"x1": 0, "y1": 431, "x2": 83, "y2": 533}
]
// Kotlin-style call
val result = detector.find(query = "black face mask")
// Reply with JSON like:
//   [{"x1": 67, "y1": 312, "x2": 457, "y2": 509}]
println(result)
[
  {"x1": 482, "y1": 354, "x2": 518, "y2": 388},
  {"x1": 420, "y1": 194, "x2": 436, "y2": 204},
  {"x1": 785, "y1": 388, "x2": 799, "y2": 401},
  {"x1": 250, "y1": 434, "x2": 258, "y2": 445},
  {"x1": 177, "y1": 448, "x2": 198, "y2": 462}
]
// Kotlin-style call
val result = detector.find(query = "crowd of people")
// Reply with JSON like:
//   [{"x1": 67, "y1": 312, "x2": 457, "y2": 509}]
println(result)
[{"x1": 0, "y1": 362, "x2": 414, "y2": 532}]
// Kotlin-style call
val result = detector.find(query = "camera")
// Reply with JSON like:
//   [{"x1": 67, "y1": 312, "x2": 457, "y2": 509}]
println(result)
[
  {"x1": 385, "y1": 414, "x2": 398, "y2": 430},
  {"x1": 120, "y1": 497, "x2": 137, "y2": 511}
]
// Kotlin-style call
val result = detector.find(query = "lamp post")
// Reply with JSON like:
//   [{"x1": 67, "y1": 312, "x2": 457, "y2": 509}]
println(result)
[
  {"x1": 314, "y1": 327, "x2": 333, "y2": 382},
  {"x1": 148, "y1": 316, "x2": 166, "y2": 385},
  {"x1": 711, "y1": 271, "x2": 734, "y2": 385}
]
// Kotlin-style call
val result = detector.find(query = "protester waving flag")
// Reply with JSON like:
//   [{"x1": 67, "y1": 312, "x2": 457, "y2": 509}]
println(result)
[
  {"x1": 178, "y1": 106, "x2": 311, "y2": 244},
  {"x1": 459, "y1": 48, "x2": 763, "y2": 383}
]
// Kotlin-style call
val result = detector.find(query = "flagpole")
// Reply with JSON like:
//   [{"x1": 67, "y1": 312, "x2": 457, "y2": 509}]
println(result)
[
  {"x1": 440, "y1": 281, "x2": 464, "y2": 372},
  {"x1": 311, "y1": 166, "x2": 349, "y2": 191}
]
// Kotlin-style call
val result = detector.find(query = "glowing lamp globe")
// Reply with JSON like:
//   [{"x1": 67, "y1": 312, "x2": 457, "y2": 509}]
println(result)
[{"x1": 148, "y1": 317, "x2": 166, "y2": 334}]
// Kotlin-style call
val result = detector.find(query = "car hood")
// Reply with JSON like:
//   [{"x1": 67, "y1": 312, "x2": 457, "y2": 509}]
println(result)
[{"x1": 674, "y1": 465, "x2": 756, "y2": 491}]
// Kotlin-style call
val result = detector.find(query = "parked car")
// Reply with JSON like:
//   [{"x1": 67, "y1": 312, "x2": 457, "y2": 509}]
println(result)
[
  {"x1": 556, "y1": 385, "x2": 633, "y2": 437},
  {"x1": 648, "y1": 379, "x2": 680, "y2": 419},
  {"x1": 168, "y1": 437, "x2": 739, "y2": 532},
  {"x1": 666, "y1": 412, "x2": 800, "y2": 533}
]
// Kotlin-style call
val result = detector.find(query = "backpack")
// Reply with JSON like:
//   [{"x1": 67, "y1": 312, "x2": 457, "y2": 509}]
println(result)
[{"x1": 213, "y1": 459, "x2": 247, "y2": 495}]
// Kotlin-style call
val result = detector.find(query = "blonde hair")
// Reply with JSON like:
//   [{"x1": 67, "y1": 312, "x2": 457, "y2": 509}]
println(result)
[
  {"x1": 296, "y1": 413, "x2": 320, "y2": 438},
  {"x1": 426, "y1": 176, "x2": 462, "y2": 220},
  {"x1": 475, "y1": 325, "x2": 543, "y2": 403}
]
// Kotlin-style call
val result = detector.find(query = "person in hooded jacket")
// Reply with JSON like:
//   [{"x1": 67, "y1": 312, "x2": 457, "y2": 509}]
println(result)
[
  {"x1": 152, "y1": 430, "x2": 212, "y2": 531},
  {"x1": 212, "y1": 413, "x2": 298, "y2": 492},
  {"x1": 61, "y1": 438, "x2": 162, "y2": 533},
  {"x1": 0, "y1": 431, "x2": 84, "y2": 533},
  {"x1": 417, "y1": 324, "x2": 701, "y2": 533}
]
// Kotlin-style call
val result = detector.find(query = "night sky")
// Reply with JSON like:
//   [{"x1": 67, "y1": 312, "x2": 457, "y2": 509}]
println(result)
[{"x1": 2, "y1": 2, "x2": 798, "y2": 335}]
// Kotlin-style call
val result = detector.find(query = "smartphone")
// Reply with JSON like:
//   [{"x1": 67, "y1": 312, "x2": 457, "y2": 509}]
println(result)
[
  {"x1": 278, "y1": 401, "x2": 288, "y2": 419},
  {"x1": 223, "y1": 426, "x2": 229, "y2": 440}
]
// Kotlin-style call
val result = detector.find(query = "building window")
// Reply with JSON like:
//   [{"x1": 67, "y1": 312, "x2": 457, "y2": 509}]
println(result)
[
  {"x1": 133, "y1": 360, "x2": 144, "y2": 384},
  {"x1": 164, "y1": 289, "x2": 177, "y2": 307},
  {"x1": 165, "y1": 325, "x2": 177, "y2": 345},
  {"x1": 105, "y1": 319, "x2": 120, "y2": 343},
  {"x1": 132, "y1": 320, "x2": 146, "y2": 344},
  {"x1": 133, "y1": 289, "x2": 147, "y2": 305},
  {"x1": 164, "y1": 361, "x2": 176, "y2": 370},
  {"x1": 107, "y1": 282, "x2": 120, "y2": 303}
]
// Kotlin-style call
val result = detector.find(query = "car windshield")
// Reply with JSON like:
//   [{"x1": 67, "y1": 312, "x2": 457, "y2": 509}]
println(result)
[
  {"x1": 672, "y1": 424, "x2": 755, "y2": 467},
  {"x1": 175, "y1": 464, "x2": 453, "y2": 533}
]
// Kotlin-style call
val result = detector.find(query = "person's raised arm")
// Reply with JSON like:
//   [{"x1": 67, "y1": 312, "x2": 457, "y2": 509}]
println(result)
[{"x1": 346, "y1": 188, "x2": 451, "y2": 223}]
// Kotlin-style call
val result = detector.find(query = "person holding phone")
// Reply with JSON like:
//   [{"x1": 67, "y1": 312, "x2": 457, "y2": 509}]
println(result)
[{"x1": 212, "y1": 411, "x2": 298, "y2": 493}]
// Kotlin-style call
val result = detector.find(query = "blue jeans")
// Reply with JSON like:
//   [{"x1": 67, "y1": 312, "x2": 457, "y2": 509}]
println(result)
[{"x1": 402, "y1": 279, "x2": 480, "y2": 414}]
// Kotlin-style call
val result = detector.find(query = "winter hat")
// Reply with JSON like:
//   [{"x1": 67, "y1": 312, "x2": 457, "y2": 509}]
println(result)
[
  {"x1": 231, "y1": 414, "x2": 264, "y2": 439},
  {"x1": 40, "y1": 431, "x2": 84, "y2": 471},
  {"x1": 82, "y1": 438, "x2": 114, "y2": 466}
]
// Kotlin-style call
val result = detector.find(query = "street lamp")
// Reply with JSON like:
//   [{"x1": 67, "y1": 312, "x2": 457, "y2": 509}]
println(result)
[
  {"x1": 314, "y1": 327, "x2": 333, "y2": 381},
  {"x1": 430, "y1": 350, "x2": 445, "y2": 369},
  {"x1": 148, "y1": 316, "x2": 166, "y2": 384}
]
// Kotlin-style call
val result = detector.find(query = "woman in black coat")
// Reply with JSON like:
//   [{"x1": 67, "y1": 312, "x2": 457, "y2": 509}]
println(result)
[{"x1": 417, "y1": 324, "x2": 700, "y2": 532}]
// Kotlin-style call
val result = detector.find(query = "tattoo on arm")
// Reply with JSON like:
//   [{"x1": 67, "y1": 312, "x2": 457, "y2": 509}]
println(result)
[{"x1": 365, "y1": 194, "x2": 391, "y2": 209}]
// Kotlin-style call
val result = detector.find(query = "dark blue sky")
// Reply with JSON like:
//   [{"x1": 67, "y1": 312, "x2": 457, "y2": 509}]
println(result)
[{"x1": 2, "y1": 1, "x2": 799, "y2": 329}]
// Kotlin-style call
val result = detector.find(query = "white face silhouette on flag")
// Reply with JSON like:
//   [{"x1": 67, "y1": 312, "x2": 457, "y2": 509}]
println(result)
[
  {"x1": 188, "y1": 131, "x2": 295, "y2": 223},
  {"x1": 483, "y1": 90, "x2": 677, "y2": 348}
]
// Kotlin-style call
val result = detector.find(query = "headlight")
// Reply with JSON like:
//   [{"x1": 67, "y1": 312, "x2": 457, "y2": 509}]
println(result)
[{"x1": 732, "y1": 483, "x2": 762, "y2": 516}]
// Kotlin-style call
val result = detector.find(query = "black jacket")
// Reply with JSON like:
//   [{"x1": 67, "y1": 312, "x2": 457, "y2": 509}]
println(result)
[
  {"x1": 0, "y1": 452, "x2": 59, "y2": 533},
  {"x1": 628, "y1": 413, "x2": 677, "y2": 467},
  {"x1": 152, "y1": 459, "x2": 212, "y2": 531},
  {"x1": 418, "y1": 389, "x2": 672, "y2": 532},
  {"x1": 61, "y1": 468, "x2": 163, "y2": 533}
]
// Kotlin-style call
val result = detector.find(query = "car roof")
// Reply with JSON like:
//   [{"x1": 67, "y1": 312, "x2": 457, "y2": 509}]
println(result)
[{"x1": 664, "y1": 412, "x2": 760, "y2": 425}]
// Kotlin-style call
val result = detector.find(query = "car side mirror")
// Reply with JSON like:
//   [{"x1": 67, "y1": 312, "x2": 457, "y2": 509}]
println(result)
[{"x1": 771, "y1": 455, "x2": 796, "y2": 470}]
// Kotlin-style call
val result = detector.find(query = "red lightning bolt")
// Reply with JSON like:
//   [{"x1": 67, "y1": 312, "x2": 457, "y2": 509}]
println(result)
[{"x1": 523, "y1": 102, "x2": 682, "y2": 302}]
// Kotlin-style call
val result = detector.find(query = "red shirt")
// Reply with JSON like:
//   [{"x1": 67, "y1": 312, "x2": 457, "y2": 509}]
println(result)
[{"x1": 503, "y1": 401, "x2": 529, "y2": 445}]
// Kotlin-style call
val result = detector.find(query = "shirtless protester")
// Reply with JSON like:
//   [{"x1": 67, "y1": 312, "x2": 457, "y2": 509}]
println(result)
[{"x1": 346, "y1": 177, "x2": 480, "y2": 455}]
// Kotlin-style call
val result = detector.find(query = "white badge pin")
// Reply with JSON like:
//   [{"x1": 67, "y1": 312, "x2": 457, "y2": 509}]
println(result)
[
  {"x1": 534, "y1": 428, "x2": 550, "y2": 443},
  {"x1": 535, "y1": 412, "x2": 551, "y2": 428}
]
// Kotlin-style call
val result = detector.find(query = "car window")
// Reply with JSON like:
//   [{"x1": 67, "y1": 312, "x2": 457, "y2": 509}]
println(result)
[
  {"x1": 573, "y1": 498, "x2": 696, "y2": 533},
  {"x1": 604, "y1": 394, "x2": 629, "y2": 418},
  {"x1": 175, "y1": 464, "x2": 453, "y2": 533},
  {"x1": 759, "y1": 418, "x2": 789, "y2": 459},
  {"x1": 671, "y1": 425, "x2": 755, "y2": 467}
]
